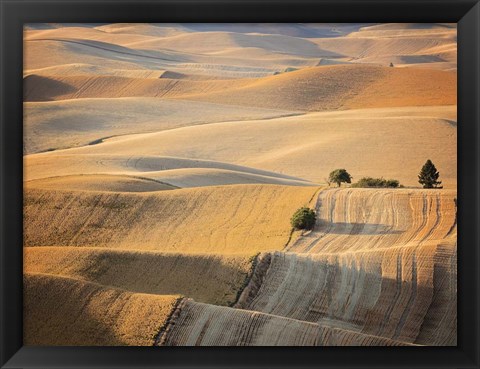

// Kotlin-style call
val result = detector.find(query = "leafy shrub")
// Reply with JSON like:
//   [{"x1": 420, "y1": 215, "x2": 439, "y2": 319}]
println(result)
[
  {"x1": 351, "y1": 177, "x2": 400, "y2": 188},
  {"x1": 290, "y1": 207, "x2": 316, "y2": 230},
  {"x1": 385, "y1": 179, "x2": 400, "y2": 188}
]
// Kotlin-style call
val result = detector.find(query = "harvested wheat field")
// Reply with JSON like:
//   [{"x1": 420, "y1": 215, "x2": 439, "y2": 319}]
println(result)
[
  {"x1": 24, "y1": 247, "x2": 256, "y2": 306},
  {"x1": 25, "y1": 174, "x2": 178, "y2": 192},
  {"x1": 24, "y1": 185, "x2": 317, "y2": 252},
  {"x1": 25, "y1": 168, "x2": 314, "y2": 189},
  {"x1": 24, "y1": 97, "x2": 297, "y2": 154},
  {"x1": 234, "y1": 246, "x2": 456, "y2": 345},
  {"x1": 24, "y1": 105, "x2": 457, "y2": 188},
  {"x1": 24, "y1": 23, "x2": 457, "y2": 346},
  {"x1": 23, "y1": 65, "x2": 455, "y2": 110},
  {"x1": 158, "y1": 299, "x2": 414, "y2": 346},
  {"x1": 287, "y1": 188, "x2": 457, "y2": 253},
  {"x1": 24, "y1": 272, "x2": 179, "y2": 346}
]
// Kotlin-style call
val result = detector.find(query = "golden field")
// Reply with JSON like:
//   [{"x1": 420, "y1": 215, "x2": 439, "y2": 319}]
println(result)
[
  {"x1": 23, "y1": 23, "x2": 457, "y2": 346},
  {"x1": 24, "y1": 247, "x2": 256, "y2": 306},
  {"x1": 24, "y1": 272, "x2": 179, "y2": 346},
  {"x1": 24, "y1": 185, "x2": 317, "y2": 252}
]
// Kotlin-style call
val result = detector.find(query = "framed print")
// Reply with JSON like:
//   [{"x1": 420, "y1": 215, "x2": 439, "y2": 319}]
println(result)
[{"x1": 1, "y1": 0, "x2": 479, "y2": 368}]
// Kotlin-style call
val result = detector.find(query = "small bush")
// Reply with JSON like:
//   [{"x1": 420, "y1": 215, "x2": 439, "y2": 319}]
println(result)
[
  {"x1": 290, "y1": 207, "x2": 316, "y2": 230},
  {"x1": 351, "y1": 177, "x2": 400, "y2": 188},
  {"x1": 385, "y1": 179, "x2": 400, "y2": 188}
]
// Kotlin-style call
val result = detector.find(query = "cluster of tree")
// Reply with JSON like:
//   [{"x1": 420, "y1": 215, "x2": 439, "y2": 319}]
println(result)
[
  {"x1": 291, "y1": 160, "x2": 442, "y2": 232},
  {"x1": 327, "y1": 160, "x2": 442, "y2": 189}
]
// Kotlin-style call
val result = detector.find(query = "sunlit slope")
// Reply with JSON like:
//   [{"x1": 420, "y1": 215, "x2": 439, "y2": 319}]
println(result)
[
  {"x1": 24, "y1": 155, "x2": 309, "y2": 182},
  {"x1": 26, "y1": 174, "x2": 178, "y2": 192},
  {"x1": 120, "y1": 31, "x2": 334, "y2": 56},
  {"x1": 288, "y1": 188, "x2": 457, "y2": 254},
  {"x1": 95, "y1": 23, "x2": 366, "y2": 38},
  {"x1": 24, "y1": 154, "x2": 315, "y2": 189},
  {"x1": 236, "y1": 246, "x2": 456, "y2": 346},
  {"x1": 24, "y1": 247, "x2": 254, "y2": 306},
  {"x1": 40, "y1": 106, "x2": 456, "y2": 187},
  {"x1": 24, "y1": 272, "x2": 179, "y2": 346},
  {"x1": 78, "y1": 27, "x2": 334, "y2": 63},
  {"x1": 23, "y1": 74, "x2": 252, "y2": 102},
  {"x1": 95, "y1": 23, "x2": 191, "y2": 37},
  {"x1": 26, "y1": 63, "x2": 240, "y2": 80},
  {"x1": 158, "y1": 300, "x2": 413, "y2": 346},
  {"x1": 24, "y1": 26, "x2": 164, "y2": 47},
  {"x1": 23, "y1": 37, "x2": 279, "y2": 79},
  {"x1": 25, "y1": 63, "x2": 166, "y2": 78},
  {"x1": 24, "y1": 28, "x2": 314, "y2": 77},
  {"x1": 175, "y1": 65, "x2": 456, "y2": 111},
  {"x1": 24, "y1": 65, "x2": 456, "y2": 112},
  {"x1": 233, "y1": 188, "x2": 456, "y2": 346},
  {"x1": 24, "y1": 23, "x2": 456, "y2": 75},
  {"x1": 24, "y1": 97, "x2": 298, "y2": 154},
  {"x1": 25, "y1": 170, "x2": 313, "y2": 191},
  {"x1": 23, "y1": 39, "x2": 186, "y2": 73},
  {"x1": 23, "y1": 25, "x2": 346, "y2": 76},
  {"x1": 24, "y1": 184, "x2": 317, "y2": 253},
  {"x1": 312, "y1": 24, "x2": 456, "y2": 70}
]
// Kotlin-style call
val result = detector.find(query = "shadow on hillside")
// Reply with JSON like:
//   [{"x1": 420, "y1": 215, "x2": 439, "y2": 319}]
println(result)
[
  {"x1": 24, "y1": 74, "x2": 77, "y2": 102},
  {"x1": 26, "y1": 247, "x2": 251, "y2": 306}
]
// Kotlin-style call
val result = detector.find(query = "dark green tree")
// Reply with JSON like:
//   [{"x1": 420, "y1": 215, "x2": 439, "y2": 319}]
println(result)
[
  {"x1": 290, "y1": 207, "x2": 316, "y2": 230},
  {"x1": 328, "y1": 169, "x2": 352, "y2": 187},
  {"x1": 418, "y1": 159, "x2": 442, "y2": 188}
]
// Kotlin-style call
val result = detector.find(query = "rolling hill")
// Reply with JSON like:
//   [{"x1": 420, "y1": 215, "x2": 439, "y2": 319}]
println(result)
[
  {"x1": 24, "y1": 65, "x2": 456, "y2": 112},
  {"x1": 27, "y1": 105, "x2": 456, "y2": 188},
  {"x1": 24, "y1": 247, "x2": 256, "y2": 306},
  {"x1": 24, "y1": 272, "x2": 179, "y2": 346},
  {"x1": 23, "y1": 23, "x2": 457, "y2": 347},
  {"x1": 24, "y1": 184, "x2": 318, "y2": 252}
]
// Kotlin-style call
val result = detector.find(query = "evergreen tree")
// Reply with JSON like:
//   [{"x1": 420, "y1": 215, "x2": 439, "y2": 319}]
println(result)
[{"x1": 418, "y1": 160, "x2": 442, "y2": 188}]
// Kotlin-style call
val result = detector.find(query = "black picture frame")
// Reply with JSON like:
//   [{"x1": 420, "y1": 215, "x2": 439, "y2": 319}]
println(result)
[{"x1": 1, "y1": 0, "x2": 479, "y2": 368}]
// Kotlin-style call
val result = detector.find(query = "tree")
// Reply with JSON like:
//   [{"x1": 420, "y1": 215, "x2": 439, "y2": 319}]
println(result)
[
  {"x1": 418, "y1": 159, "x2": 442, "y2": 188},
  {"x1": 329, "y1": 169, "x2": 352, "y2": 187},
  {"x1": 291, "y1": 207, "x2": 316, "y2": 230}
]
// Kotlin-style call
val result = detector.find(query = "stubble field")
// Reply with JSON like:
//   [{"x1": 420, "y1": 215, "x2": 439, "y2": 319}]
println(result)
[{"x1": 23, "y1": 23, "x2": 457, "y2": 346}]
